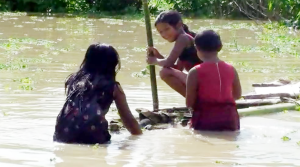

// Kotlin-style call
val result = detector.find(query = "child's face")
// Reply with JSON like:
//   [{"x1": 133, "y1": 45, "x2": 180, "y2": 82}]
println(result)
[{"x1": 155, "y1": 23, "x2": 179, "y2": 42}]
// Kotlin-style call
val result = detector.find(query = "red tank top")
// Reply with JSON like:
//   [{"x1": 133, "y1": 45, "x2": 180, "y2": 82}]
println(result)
[
  {"x1": 196, "y1": 61, "x2": 235, "y2": 103},
  {"x1": 191, "y1": 61, "x2": 240, "y2": 131}
]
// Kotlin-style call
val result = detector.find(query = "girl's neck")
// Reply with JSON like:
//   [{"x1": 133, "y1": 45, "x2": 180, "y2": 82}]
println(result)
[
  {"x1": 202, "y1": 54, "x2": 221, "y2": 63},
  {"x1": 175, "y1": 28, "x2": 186, "y2": 40}
]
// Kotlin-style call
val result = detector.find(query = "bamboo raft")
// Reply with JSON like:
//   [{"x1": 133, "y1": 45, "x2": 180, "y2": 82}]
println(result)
[{"x1": 133, "y1": 79, "x2": 300, "y2": 129}]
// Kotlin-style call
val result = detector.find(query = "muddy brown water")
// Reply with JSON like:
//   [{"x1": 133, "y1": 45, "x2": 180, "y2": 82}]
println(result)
[{"x1": 0, "y1": 13, "x2": 300, "y2": 167}]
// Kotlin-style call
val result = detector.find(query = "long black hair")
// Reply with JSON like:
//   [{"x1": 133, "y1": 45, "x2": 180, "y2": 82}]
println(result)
[
  {"x1": 65, "y1": 43, "x2": 120, "y2": 94},
  {"x1": 154, "y1": 10, "x2": 196, "y2": 37}
]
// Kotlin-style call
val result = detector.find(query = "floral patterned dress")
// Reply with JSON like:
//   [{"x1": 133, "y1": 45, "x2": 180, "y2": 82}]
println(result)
[{"x1": 53, "y1": 75, "x2": 116, "y2": 144}]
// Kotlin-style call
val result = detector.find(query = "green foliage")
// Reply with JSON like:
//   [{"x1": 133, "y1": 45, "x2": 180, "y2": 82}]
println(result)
[
  {"x1": 148, "y1": 0, "x2": 239, "y2": 17},
  {"x1": 0, "y1": 0, "x2": 141, "y2": 13},
  {"x1": 267, "y1": 0, "x2": 300, "y2": 25},
  {"x1": 0, "y1": 0, "x2": 299, "y2": 26}
]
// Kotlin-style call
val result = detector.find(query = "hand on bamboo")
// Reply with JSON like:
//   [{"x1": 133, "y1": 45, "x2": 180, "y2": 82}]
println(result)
[
  {"x1": 147, "y1": 47, "x2": 162, "y2": 58},
  {"x1": 146, "y1": 56, "x2": 158, "y2": 65}
]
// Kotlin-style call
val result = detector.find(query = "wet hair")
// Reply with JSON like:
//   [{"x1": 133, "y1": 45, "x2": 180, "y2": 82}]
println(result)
[
  {"x1": 65, "y1": 43, "x2": 120, "y2": 94},
  {"x1": 195, "y1": 30, "x2": 222, "y2": 52},
  {"x1": 155, "y1": 10, "x2": 196, "y2": 37}
]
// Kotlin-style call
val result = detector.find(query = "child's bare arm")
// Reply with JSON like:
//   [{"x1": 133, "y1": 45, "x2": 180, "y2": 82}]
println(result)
[
  {"x1": 114, "y1": 84, "x2": 142, "y2": 135},
  {"x1": 186, "y1": 68, "x2": 198, "y2": 108},
  {"x1": 148, "y1": 47, "x2": 164, "y2": 59},
  {"x1": 172, "y1": 60, "x2": 184, "y2": 71},
  {"x1": 147, "y1": 34, "x2": 188, "y2": 67},
  {"x1": 232, "y1": 67, "x2": 242, "y2": 100}
]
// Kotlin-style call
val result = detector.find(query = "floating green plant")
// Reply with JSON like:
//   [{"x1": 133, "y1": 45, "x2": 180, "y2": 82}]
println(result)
[
  {"x1": 13, "y1": 77, "x2": 34, "y2": 91},
  {"x1": 110, "y1": 107, "x2": 118, "y2": 112},
  {"x1": 281, "y1": 136, "x2": 291, "y2": 141},
  {"x1": 215, "y1": 160, "x2": 224, "y2": 164},
  {"x1": 0, "y1": 38, "x2": 55, "y2": 52},
  {"x1": 92, "y1": 143, "x2": 100, "y2": 149},
  {"x1": 297, "y1": 141, "x2": 300, "y2": 146},
  {"x1": 0, "y1": 62, "x2": 28, "y2": 70},
  {"x1": 132, "y1": 66, "x2": 150, "y2": 78},
  {"x1": 227, "y1": 61, "x2": 250, "y2": 67},
  {"x1": 283, "y1": 110, "x2": 289, "y2": 113},
  {"x1": 0, "y1": 56, "x2": 51, "y2": 71},
  {"x1": 223, "y1": 23, "x2": 300, "y2": 58},
  {"x1": 18, "y1": 57, "x2": 52, "y2": 63}
]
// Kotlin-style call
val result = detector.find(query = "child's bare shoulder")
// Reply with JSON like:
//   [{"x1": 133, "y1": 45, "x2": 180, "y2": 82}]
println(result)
[
  {"x1": 177, "y1": 33, "x2": 191, "y2": 44},
  {"x1": 113, "y1": 83, "x2": 126, "y2": 100}
]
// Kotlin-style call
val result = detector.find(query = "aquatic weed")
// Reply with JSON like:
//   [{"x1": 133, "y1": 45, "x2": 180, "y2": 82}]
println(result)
[
  {"x1": 0, "y1": 38, "x2": 55, "y2": 52},
  {"x1": 2, "y1": 12, "x2": 26, "y2": 16},
  {"x1": 223, "y1": 23, "x2": 300, "y2": 58},
  {"x1": 13, "y1": 77, "x2": 34, "y2": 91},
  {"x1": 215, "y1": 160, "x2": 224, "y2": 164},
  {"x1": 281, "y1": 136, "x2": 291, "y2": 141},
  {"x1": 18, "y1": 57, "x2": 51, "y2": 63},
  {"x1": 4, "y1": 85, "x2": 11, "y2": 91},
  {"x1": 0, "y1": 62, "x2": 28, "y2": 70},
  {"x1": 2, "y1": 112, "x2": 8, "y2": 116},
  {"x1": 92, "y1": 143, "x2": 100, "y2": 149},
  {"x1": 110, "y1": 107, "x2": 118, "y2": 112},
  {"x1": 132, "y1": 66, "x2": 150, "y2": 78},
  {"x1": 297, "y1": 141, "x2": 300, "y2": 146}
]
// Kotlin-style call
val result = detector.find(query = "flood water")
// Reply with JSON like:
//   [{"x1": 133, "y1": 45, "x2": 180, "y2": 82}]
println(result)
[{"x1": 0, "y1": 13, "x2": 300, "y2": 167}]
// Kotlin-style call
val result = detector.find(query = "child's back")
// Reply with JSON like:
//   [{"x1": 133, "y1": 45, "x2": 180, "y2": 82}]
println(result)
[
  {"x1": 54, "y1": 74, "x2": 116, "y2": 144},
  {"x1": 192, "y1": 61, "x2": 239, "y2": 131},
  {"x1": 196, "y1": 61, "x2": 235, "y2": 103},
  {"x1": 53, "y1": 43, "x2": 142, "y2": 144},
  {"x1": 186, "y1": 30, "x2": 241, "y2": 131}
]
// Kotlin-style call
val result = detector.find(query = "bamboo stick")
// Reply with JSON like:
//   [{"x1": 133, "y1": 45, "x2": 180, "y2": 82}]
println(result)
[
  {"x1": 238, "y1": 102, "x2": 298, "y2": 117},
  {"x1": 142, "y1": 0, "x2": 159, "y2": 111},
  {"x1": 242, "y1": 93, "x2": 300, "y2": 99}
]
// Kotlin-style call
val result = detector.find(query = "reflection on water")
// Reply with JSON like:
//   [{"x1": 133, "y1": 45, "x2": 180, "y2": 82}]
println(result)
[{"x1": 0, "y1": 13, "x2": 300, "y2": 167}]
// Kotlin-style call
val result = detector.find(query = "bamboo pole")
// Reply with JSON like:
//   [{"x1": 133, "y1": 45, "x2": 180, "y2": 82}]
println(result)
[{"x1": 142, "y1": 0, "x2": 159, "y2": 111}]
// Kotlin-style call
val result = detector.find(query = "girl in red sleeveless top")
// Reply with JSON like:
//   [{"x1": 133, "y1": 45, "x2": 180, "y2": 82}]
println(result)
[{"x1": 186, "y1": 30, "x2": 242, "y2": 131}]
